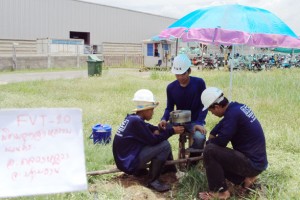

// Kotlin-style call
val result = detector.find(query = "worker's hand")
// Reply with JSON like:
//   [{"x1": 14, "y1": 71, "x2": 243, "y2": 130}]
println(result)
[
  {"x1": 153, "y1": 130, "x2": 160, "y2": 135},
  {"x1": 173, "y1": 125, "x2": 185, "y2": 134},
  {"x1": 158, "y1": 120, "x2": 167, "y2": 130},
  {"x1": 194, "y1": 125, "x2": 207, "y2": 135}
]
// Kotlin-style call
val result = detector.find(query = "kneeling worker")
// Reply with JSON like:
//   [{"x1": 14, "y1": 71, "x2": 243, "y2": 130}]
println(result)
[
  {"x1": 199, "y1": 87, "x2": 268, "y2": 200},
  {"x1": 113, "y1": 89, "x2": 184, "y2": 192}
]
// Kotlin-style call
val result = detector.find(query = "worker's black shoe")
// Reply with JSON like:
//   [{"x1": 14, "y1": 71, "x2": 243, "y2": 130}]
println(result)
[
  {"x1": 148, "y1": 179, "x2": 170, "y2": 192},
  {"x1": 147, "y1": 159, "x2": 170, "y2": 192}
]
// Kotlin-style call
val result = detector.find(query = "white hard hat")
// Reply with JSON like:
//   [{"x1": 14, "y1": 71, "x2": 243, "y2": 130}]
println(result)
[
  {"x1": 201, "y1": 87, "x2": 224, "y2": 111},
  {"x1": 132, "y1": 89, "x2": 159, "y2": 112},
  {"x1": 171, "y1": 54, "x2": 191, "y2": 74}
]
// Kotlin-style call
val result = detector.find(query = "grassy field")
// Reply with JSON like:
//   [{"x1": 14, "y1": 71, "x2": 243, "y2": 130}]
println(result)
[{"x1": 0, "y1": 67, "x2": 299, "y2": 199}]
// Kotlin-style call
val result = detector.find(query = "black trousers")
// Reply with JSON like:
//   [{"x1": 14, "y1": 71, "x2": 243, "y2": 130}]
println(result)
[{"x1": 203, "y1": 143, "x2": 261, "y2": 192}]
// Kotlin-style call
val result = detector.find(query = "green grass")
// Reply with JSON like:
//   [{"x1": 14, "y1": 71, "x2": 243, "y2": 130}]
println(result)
[{"x1": 0, "y1": 67, "x2": 299, "y2": 199}]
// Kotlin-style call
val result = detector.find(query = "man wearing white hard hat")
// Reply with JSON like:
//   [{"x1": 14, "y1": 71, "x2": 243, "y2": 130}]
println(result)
[
  {"x1": 113, "y1": 89, "x2": 184, "y2": 192},
  {"x1": 199, "y1": 87, "x2": 268, "y2": 200},
  {"x1": 159, "y1": 54, "x2": 208, "y2": 165}
]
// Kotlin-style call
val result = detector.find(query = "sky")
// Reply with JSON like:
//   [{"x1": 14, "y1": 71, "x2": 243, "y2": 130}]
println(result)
[{"x1": 82, "y1": 0, "x2": 300, "y2": 35}]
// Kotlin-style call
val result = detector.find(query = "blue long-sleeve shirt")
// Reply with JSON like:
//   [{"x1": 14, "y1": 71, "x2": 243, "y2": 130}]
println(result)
[
  {"x1": 161, "y1": 76, "x2": 208, "y2": 125},
  {"x1": 208, "y1": 102, "x2": 268, "y2": 171},
  {"x1": 112, "y1": 114, "x2": 174, "y2": 174}
]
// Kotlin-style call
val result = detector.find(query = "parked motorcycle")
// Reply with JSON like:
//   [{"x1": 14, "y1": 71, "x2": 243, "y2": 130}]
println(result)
[{"x1": 251, "y1": 60, "x2": 263, "y2": 71}]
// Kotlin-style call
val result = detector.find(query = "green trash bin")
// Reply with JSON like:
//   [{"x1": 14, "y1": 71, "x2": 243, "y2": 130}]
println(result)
[{"x1": 87, "y1": 55, "x2": 103, "y2": 76}]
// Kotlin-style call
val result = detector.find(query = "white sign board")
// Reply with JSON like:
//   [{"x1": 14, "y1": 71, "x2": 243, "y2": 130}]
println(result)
[{"x1": 0, "y1": 108, "x2": 87, "y2": 198}]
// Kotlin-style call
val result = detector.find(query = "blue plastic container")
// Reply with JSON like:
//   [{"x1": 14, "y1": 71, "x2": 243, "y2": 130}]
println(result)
[{"x1": 90, "y1": 124, "x2": 112, "y2": 144}]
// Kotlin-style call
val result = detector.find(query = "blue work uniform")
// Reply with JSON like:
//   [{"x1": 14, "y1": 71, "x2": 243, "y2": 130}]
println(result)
[
  {"x1": 161, "y1": 76, "x2": 208, "y2": 126},
  {"x1": 209, "y1": 102, "x2": 268, "y2": 171},
  {"x1": 113, "y1": 114, "x2": 174, "y2": 174}
]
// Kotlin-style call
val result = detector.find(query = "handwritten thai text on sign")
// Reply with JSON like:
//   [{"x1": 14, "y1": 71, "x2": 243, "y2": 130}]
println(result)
[{"x1": 0, "y1": 108, "x2": 87, "y2": 198}]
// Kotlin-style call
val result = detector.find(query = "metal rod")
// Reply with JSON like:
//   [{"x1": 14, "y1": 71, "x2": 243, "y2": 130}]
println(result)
[{"x1": 86, "y1": 156, "x2": 203, "y2": 176}]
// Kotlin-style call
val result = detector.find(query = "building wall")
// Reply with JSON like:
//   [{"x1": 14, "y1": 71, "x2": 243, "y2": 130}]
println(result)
[
  {"x1": 0, "y1": 0, "x2": 176, "y2": 45},
  {"x1": 0, "y1": 54, "x2": 90, "y2": 71}
]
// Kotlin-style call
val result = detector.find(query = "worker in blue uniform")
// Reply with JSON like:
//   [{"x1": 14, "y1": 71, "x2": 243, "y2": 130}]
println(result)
[
  {"x1": 159, "y1": 54, "x2": 208, "y2": 164},
  {"x1": 199, "y1": 87, "x2": 268, "y2": 200},
  {"x1": 113, "y1": 89, "x2": 184, "y2": 192}
]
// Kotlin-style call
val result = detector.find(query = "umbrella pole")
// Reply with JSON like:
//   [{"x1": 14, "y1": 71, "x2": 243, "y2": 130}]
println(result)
[
  {"x1": 229, "y1": 46, "x2": 235, "y2": 101},
  {"x1": 175, "y1": 38, "x2": 178, "y2": 56}
]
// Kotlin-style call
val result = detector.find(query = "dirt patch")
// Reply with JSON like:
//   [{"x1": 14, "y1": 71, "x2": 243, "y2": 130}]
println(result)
[
  {"x1": 89, "y1": 172, "x2": 181, "y2": 200},
  {"x1": 88, "y1": 169, "x2": 263, "y2": 199},
  {"x1": 116, "y1": 172, "x2": 179, "y2": 200}
]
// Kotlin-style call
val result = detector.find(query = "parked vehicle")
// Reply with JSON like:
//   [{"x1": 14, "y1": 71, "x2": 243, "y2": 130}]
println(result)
[
  {"x1": 281, "y1": 58, "x2": 291, "y2": 68},
  {"x1": 192, "y1": 56, "x2": 203, "y2": 66},
  {"x1": 251, "y1": 60, "x2": 263, "y2": 71}
]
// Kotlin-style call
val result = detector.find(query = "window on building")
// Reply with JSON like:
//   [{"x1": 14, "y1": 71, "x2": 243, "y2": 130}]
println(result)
[{"x1": 147, "y1": 44, "x2": 153, "y2": 56}]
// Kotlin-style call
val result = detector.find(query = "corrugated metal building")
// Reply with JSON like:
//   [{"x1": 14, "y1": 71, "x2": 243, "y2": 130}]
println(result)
[{"x1": 0, "y1": 0, "x2": 176, "y2": 46}]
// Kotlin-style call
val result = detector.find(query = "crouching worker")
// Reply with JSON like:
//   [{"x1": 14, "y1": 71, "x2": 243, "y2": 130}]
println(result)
[
  {"x1": 199, "y1": 87, "x2": 268, "y2": 200},
  {"x1": 113, "y1": 89, "x2": 184, "y2": 192}
]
